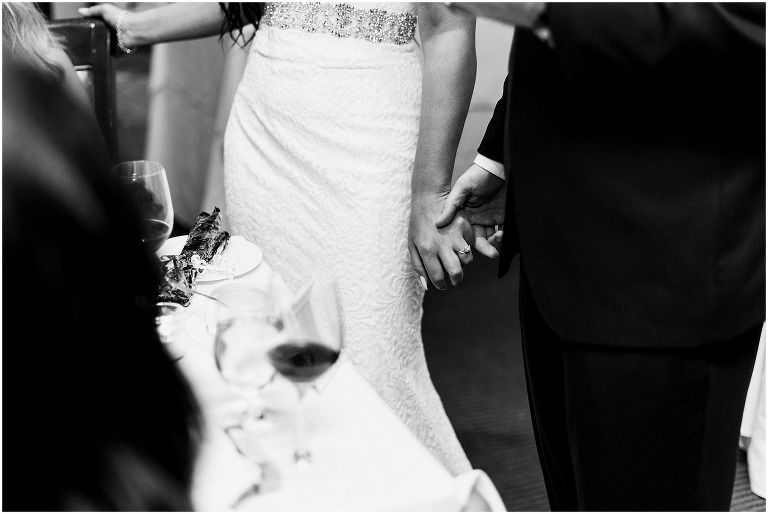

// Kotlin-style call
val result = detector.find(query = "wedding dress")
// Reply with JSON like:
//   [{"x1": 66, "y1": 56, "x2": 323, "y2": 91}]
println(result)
[{"x1": 224, "y1": 2, "x2": 471, "y2": 475}]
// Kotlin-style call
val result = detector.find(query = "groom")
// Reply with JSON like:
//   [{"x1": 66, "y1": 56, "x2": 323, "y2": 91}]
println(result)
[{"x1": 440, "y1": 3, "x2": 766, "y2": 511}]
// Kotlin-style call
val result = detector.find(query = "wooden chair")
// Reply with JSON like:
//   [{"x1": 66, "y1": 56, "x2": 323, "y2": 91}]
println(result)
[{"x1": 48, "y1": 18, "x2": 118, "y2": 159}]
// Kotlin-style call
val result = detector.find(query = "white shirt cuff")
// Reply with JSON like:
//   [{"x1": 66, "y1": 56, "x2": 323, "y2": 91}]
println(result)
[{"x1": 474, "y1": 154, "x2": 505, "y2": 180}]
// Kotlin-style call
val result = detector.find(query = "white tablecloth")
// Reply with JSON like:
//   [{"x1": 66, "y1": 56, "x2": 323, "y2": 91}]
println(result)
[{"x1": 167, "y1": 247, "x2": 506, "y2": 511}]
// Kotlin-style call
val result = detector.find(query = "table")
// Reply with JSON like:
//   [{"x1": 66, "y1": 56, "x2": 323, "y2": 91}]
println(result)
[{"x1": 165, "y1": 247, "x2": 506, "y2": 511}]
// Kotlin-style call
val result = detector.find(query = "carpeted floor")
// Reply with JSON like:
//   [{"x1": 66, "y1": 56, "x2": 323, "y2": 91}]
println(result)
[
  {"x1": 116, "y1": 47, "x2": 764, "y2": 513},
  {"x1": 421, "y1": 256, "x2": 549, "y2": 511}
]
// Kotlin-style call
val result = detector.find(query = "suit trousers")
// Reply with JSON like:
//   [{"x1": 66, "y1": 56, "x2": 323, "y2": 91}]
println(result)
[{"x1": 519, "y1": 269, "x2": 761, "y2": 511}]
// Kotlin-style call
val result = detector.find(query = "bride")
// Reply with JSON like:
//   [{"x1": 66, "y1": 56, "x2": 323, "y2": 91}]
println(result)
[{"x1": 81, "y1": 2, "x2": 480, "y2": 475}]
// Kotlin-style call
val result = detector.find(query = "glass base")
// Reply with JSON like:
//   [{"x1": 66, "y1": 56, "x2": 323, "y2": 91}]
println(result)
[{"x1": 294, "y1": 449, "x2": 312, "y2": 468}]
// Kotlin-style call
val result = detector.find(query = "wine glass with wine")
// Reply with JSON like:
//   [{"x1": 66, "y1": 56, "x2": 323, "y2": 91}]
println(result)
[
  {"x1": 113, "y1": 160, "x2": 173, "y2": 253},
  {"x1": 213, "y1": 282, "x2": 286, "y2": 423},
  {"x1": 269, "y1": 274, "x2": 342, "y2": 467}
]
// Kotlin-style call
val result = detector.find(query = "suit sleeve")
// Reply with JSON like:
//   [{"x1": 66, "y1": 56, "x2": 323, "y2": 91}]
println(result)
[
  {"x1": 477, "y1": 75, "x2": 508, "y2": 163},
  {"x1": 545, "y1": 3, "x2": 765, "y2": 84}
]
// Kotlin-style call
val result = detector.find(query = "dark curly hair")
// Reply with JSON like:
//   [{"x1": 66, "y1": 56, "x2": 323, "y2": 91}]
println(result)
[{"x1": 219, "y1": 3, "x2": 264, "y2": 46}]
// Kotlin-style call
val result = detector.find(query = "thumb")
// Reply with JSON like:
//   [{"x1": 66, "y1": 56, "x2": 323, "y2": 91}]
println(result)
[{"x1": 435, "y1": 187, "x2": 469, "y2": 228}]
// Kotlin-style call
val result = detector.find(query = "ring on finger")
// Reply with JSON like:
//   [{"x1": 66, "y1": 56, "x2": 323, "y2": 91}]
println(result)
[{"x1": 457, "y1": 244, "x2": 471, "y2": 255}]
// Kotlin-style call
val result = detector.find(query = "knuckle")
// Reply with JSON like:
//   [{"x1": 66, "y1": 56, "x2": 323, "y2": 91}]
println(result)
[
  {"x1": 433, "y1": 277, "x2": 447, "y2": 289},
  {"x1": 416, "y1": 239, "x2": 434, "y2": 252}
]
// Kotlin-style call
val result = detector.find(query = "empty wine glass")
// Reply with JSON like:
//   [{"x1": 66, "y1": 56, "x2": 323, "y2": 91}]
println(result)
[
  {"x1": 213, "y1": 282, "x2": 286, "y2": 423},
  {"x1": 113, "y1": 160, "x2": 173, "y2": 253},
  {"x1": 269, "y1": 274, "x2": 342, "y2": 467}
]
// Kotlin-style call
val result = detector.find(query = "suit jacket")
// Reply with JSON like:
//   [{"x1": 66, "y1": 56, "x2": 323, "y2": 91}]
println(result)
[{"x1": 479, "y1": 3, "x2": 765, "y2": 347}]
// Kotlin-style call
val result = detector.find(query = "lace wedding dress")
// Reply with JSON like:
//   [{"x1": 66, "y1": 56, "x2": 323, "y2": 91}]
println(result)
[{"x1": 224, "y1": 2, "x2": 471, "y2": 475}]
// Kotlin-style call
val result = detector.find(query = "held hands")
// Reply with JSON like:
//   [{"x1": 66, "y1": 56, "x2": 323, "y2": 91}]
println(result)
[
  {"x1": 409, "y1": 165, "x2": 506, "y2": 290},
  {"x1": 409, "y1": 192, "x2": 475, "y2": 290},
  {"x1": 436, "y1": 164, "x2": 506, "y2": 259}
]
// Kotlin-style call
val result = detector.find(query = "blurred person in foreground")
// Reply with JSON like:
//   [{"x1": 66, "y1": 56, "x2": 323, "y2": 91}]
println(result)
[
  {"x1": 438, "y1": 3, "x2": 765, "y2": 511},
  {"x1": 2, "y1": 52, "x2": 201, "y2": 511},
  {"x1": 2, "y1": 2, "x2": 95, "y2": 118}
]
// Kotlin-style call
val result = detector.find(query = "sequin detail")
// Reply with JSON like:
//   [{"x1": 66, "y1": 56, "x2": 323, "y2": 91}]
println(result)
[{"x1": 262, "y1": 2, "x2": 417, "y2": 45}]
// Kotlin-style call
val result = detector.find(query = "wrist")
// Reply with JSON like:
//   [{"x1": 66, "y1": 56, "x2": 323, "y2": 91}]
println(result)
[
  {"x1": 411, "y1": 175, "x2": 451, "y2": 199},
  {"x1": 473, "y1": 155, "x2": 505, "y2": 180},
  {"x1": 410, "y1": 189, "x2": 449, "y2": 217},
  {"x1": 116, "y1": 10, "x2": 136, "y2": 53}
]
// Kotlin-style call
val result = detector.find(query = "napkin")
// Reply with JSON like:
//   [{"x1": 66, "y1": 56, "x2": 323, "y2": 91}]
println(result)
[
  {"x1": 453, "y1": 469, "x2": 508, "y2": 511},
  {"x1": 157, "y1": 207, "x2": 230, "y2": 306}
]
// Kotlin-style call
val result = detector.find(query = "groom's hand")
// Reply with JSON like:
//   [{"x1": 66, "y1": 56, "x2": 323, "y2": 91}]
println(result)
[{"x1": 436, "y1": 164, "x2": 506, "y2": 258}]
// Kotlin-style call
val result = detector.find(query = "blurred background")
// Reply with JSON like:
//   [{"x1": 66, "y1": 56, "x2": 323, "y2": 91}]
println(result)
[{"x1": 42, "y1": 3, "x2": 765, "y2": 510}]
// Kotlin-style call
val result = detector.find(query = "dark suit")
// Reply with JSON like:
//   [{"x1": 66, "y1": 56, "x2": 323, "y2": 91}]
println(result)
[{"x1": 478, "y1": 3, "x2": 765, "y2": 510}]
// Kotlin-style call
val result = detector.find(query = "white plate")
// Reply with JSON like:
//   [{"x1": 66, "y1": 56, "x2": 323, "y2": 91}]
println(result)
[{"x1": 157, "y1": 234, "x2": 262, "y2": 282}]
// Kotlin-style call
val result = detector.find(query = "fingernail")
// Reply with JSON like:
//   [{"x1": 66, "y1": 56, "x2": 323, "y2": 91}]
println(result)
[
  {"x1": 419, "y1": 276, "x2": 428, "y2": 290},
  {"x1": 78, "y1": 7, "x2": 88, "y2": 14}
]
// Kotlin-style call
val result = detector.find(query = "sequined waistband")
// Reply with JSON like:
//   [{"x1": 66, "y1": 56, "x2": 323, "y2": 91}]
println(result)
[{"x1": 262, "y1": 3, "x2": 417, "y2": 45}]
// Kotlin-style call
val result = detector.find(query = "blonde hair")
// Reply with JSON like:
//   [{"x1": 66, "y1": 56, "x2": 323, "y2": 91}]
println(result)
[{"x1": 2, "y1": 2, "x2": 64, "y2": 79}]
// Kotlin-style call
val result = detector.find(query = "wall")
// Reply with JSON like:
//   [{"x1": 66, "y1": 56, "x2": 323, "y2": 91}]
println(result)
[{"x1": 453, "y1": 19, "x2": 513, "y2": 182}]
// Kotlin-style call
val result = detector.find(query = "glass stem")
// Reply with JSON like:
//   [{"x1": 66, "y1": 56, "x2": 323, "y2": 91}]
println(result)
[
  {"x1": 243, "y1": 394, "x2": 264, "y2": 424},
  {"x1": 294, "y1": 383, "x2": 311, "y2": 466}
]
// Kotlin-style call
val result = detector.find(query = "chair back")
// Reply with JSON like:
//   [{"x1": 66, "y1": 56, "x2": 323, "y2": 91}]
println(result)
[{"x1": 48, "y1": 18, "x2": 118, "y2": 159}]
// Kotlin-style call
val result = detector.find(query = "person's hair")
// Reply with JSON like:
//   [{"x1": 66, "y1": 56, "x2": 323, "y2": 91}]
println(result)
[
  {"x1": 219, "y1": 2, "x2": 264, "y2": 46},
  {"x1": 2, "y1": 2, "x2": 64, "y2": 80},
  {"x1": 2, "y1": 52, "x2": 202, "y2": 511}
]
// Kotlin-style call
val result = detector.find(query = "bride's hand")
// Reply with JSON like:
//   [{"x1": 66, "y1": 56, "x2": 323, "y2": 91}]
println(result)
[
  {"x1": 408, "y1": 192, "x2": 475, "y2": 290},
  {"x1": 78, "y1": 4, "x2": 123, "y2": 30}
]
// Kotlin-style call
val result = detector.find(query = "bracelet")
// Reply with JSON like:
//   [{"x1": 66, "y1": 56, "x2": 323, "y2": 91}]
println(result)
[{"x1": 116, "y1": 10, "x2": 135, "y2": 54}]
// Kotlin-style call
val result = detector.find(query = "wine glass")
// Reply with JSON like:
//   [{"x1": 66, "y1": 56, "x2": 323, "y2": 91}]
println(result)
[
  {"x1": 269, "y1": 274, "x2": 342, "y2": 467},
  {"x1": 213, "y1": 282, "x2": 286, "y2": 423},
  {"x1": 113, "y1": 160, "x2": 174, "y2": 253}
]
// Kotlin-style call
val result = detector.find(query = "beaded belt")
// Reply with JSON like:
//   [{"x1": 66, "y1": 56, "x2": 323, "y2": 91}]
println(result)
[{"x1": 261, "y1": 3, "x2": 417, "y2": 45}]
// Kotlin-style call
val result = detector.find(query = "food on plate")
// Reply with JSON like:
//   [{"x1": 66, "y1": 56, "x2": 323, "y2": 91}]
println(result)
[
  {"x1": 184, "y1": 207, "x2": 231, "y2": 262},
  {"x1": 157, "y1": 207, "x2": 230, "y2": 305}
]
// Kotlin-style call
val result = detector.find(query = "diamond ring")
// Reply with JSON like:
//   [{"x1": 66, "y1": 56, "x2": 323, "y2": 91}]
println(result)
[{"x1": 457, "y1": 245, "x2": 471, "y2": 255}]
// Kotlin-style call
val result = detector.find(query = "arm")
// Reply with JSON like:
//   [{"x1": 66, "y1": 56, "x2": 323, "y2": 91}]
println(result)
[
  {"x1": 476, "y1": 76, "x2": 507, "y2": 166},
  {"x1": 435, "y1": 75, "x2": 507, "y2": 257},
  {"x1": 450, "y1": 3, "x2": 765, "y2": 85},
  {"x1": 546, "y1": 3, "x2": 765, "y2": 83},
  {"x1": 408, "y1": 3, "x2": 477, "y2": 290},
  {"x1": 78, "y1": 3, "x2": 224, "y2": 47}
]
